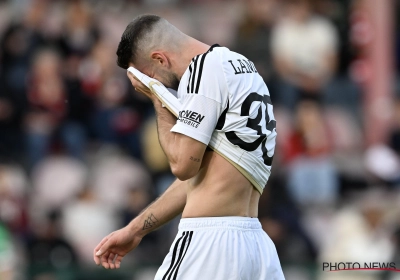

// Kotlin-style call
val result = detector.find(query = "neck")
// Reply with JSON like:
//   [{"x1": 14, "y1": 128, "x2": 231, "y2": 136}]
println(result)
[{"x1": 173, "y1": 38, "x2": 210, "y2": 80}]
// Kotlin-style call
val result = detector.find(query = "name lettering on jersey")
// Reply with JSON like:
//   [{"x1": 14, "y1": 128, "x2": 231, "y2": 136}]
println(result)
[
  {"x1": 228, "y1": 59, "x2": 258, "y2": 75},
  {"x1": 178, "y1": 110, "x2": 205, "y2": 128}
]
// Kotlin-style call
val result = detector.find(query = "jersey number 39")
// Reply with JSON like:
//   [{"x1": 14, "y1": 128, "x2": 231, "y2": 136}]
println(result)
[{"x1": 225, "y1": 92, "x2": 276, "y2": 166}]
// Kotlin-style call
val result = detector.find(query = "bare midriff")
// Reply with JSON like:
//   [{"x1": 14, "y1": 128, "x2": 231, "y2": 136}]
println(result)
[{"x1": 182, "y1": 150, "x2": 260, "y2": 218}]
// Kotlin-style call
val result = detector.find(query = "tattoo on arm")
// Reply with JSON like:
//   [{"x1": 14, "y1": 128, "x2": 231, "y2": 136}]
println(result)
[
  {"x1": 190, "y1": 156, "x2": 200, "y2": 162},
  {"x1": 142, "y1": 214, "x2": 159, "y2": 230}
]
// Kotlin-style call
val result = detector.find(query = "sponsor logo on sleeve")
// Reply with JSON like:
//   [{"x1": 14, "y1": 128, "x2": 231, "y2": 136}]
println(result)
[{"x1": 177, "y1": 110, "x2": 205, "y2": 128}]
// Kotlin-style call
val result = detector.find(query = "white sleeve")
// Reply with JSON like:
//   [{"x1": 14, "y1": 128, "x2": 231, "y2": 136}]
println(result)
[{"x1": 171, "y1": 51, "x2": 226, "y2": 145}]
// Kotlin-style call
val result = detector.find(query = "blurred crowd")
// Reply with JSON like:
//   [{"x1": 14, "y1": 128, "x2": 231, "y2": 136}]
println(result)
[{"x1": 0, "y1": 0, "x2": 400, "y2": 279}]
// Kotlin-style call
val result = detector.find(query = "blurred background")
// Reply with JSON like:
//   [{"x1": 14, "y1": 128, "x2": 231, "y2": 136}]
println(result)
[{"x1": 0, "y1": 0, "x2": 399, "y2": 279}]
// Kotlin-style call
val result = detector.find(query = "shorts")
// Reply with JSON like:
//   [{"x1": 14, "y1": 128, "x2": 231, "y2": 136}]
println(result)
[{"x1": 154, "y1": 216, "x2": 285, "y2": 280}]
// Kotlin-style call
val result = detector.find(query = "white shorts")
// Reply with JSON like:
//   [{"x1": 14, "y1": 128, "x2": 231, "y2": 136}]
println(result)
[{"x1": 154, "y1": 217, "x2": 285, "y2": 280}]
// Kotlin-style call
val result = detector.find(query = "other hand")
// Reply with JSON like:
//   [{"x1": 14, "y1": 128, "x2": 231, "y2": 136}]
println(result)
[{"x1": 93, "y1": 226, "x2": 143, "y2": 269}]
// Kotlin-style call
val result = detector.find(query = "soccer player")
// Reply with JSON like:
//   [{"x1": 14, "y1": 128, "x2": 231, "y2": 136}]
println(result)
[{"x1": 93, "y1": 15, "x2": 284, "y2": 280}]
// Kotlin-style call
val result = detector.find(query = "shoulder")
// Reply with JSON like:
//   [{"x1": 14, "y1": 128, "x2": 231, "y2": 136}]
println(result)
[
  {"x1": 180, "y1": 46, "x2": 254, "y2": 100},
  {"x1": 199, "y1": 46, "x2": 260, "y2": 86},
  {"x1": 191, "y1": 45, "x2": 246, "y2": 72},
  {"x1": 185, "y1": 45, "x2": 226, "y2": 95},
  {"x1": 190, "y1": 45, "x2": 224, "y2": 74}
]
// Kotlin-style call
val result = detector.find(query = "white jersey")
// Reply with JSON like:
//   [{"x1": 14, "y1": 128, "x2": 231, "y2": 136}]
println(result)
[{"x1": 171, "y1": 44, "x2": 277, "y2": 194}]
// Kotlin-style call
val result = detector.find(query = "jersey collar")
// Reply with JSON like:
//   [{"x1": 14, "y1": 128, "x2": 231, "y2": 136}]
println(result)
[{"x1": 208, "y1": 44, "x2": 221, "y2": 52}]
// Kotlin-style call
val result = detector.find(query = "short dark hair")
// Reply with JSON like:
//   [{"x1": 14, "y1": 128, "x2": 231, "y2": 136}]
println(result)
[{"x1": 116, "y1": 15, "x2": 161, "y2": 69}]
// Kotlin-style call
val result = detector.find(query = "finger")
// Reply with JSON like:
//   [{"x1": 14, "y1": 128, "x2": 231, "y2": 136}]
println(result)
[
  {"x1": 135, "y1": 87, "x2": 147, "y2": 95},
  {"x1": 127, "y1": 73, "x2": 138, "y2": 86},
  {"x1": 108, "y1": 253, "x2": 116, "y2": 269},
  {"x1": 101, "y1": 251, "x2": 111, "y2": 269},
  {"x1": 131, "y1": 81, "x2": 147, "y2": 95},
  {"x1": 95, "y1": 235, "x2": 110, "y2": 253},
  {"x1": 94, "y1": 236, "x2": 109, "y2": 265},
  {"x1": 127, "y1": 72, "x2": 142, "y2": 86},
  {"x1": 115, "y1": 254, "x2": 123, "y2": 269},
  {"x1": 94, "y1": 247, "x2": 101, "y2": 265},
  {"x1": 127, "y1": 72, "x2": 148, "y2": 90},
  {"x1": 96, "y1": 239, "x2": 112, "y2": 257},
  {"x1": 127, "y1": 71, "x2": 135, "y2": 79},
  {"x1": 127, "y1": 74, "x2": 152, "y2": 99},
  {"x1": 126, "y1": 71, "x2": 135, "y2": 82},
  {"x1": 127, "y1": 71, "x2": 141, "y2": 82}
]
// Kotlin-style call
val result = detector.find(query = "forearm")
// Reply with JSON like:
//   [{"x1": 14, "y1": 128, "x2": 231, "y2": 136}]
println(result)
[
  {"x1": 152, "y1": 98, "x2": 180, "y2": 165},
  {"x1": 127, "y1": 179, "x2": 186, "y2": 237}
]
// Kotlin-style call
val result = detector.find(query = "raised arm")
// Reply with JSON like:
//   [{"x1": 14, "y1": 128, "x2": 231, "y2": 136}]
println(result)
[
  {"x1": 127, "y1": 72, "x2": 207, "y2": 181},
  {"x1": 94, "y1": 179, "x2": 187, "y2": 269},
  {"x1": 152, "y1": 98, "x2": 207, "y2": 180}
]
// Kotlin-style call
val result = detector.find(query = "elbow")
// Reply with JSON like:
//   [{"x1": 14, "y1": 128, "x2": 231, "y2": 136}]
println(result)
[{"x1": 171, "y1": 163, "x2": 198, "y2": 181}]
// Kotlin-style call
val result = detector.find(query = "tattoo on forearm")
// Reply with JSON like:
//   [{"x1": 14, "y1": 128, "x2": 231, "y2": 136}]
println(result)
[
  {"x1": 190, "y1": 156, "x2": 200, "y2": 162},
  {"x1": 142, "y1": 214, "x2": 159, "y2": 230}
]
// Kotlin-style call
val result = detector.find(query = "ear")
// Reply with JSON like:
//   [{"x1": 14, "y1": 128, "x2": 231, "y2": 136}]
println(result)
[{"x1": 150, "y1": 52, "x2": 169, "y2": 67}]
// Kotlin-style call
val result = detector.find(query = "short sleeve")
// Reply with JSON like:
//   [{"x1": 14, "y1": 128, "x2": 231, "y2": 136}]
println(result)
[{"x1": 171, "y1": 51, "x2": 226, "y2": 145}]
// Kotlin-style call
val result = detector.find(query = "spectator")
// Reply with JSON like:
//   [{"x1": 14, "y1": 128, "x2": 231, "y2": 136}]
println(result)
[
  {"x1": 364, "y1": 145, "x2": 400, "y2": 186},
  {"x1": 284, "y1": 100, "x2": 339, "y2": 206},
  {"x1": 90, "y1": 75, "x2": 143, "y2": 158},
  {"x1": 60, "y1": 0, "x2": 99, "y2": 57},
  {"x1": 61, "y1": 188, "x2": 119, "y2": 265},
  {"x1": 0, "y1": 25, "x2": 32, "y2": 162},
  {"x1": 0, "y1": 165, "x2": 29, "y2": 236},
  {"x1": 319, "y1": 189, "x2": 395, "y2": 280},
  {"x1": 90, "y1": 148, "x2": 152, "y2": 207},
  {"x1": 30, "y1": 155, "x2": 87, "y2": 211},
  {"x1": 234, "y1": 0, "x2": 278, "y2": 91},
  {"x1": 271, "y1": 0, "x2": 338, "y2": 109},
  {"x1": 25, "y1": 49, "x2": 87, "y2": 167}
]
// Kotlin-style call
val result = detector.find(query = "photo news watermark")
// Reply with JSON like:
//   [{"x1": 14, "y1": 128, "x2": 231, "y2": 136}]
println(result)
[{"x1": 322, "y1": 262, "x2": 400, "y2": 272}]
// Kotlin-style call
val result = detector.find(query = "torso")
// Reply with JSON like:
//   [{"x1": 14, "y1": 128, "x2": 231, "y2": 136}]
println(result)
[
  {"x1": 182, "y1": 150, "x2": 260, "y2": 218},
  {"x1": 174, "y1": 45, "x2": 276, "y2": 218}
]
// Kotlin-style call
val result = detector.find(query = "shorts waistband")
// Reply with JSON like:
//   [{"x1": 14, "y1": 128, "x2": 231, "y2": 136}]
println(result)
[{"x1": 178, "y1": 216, "x2": 262, "y2": 230}]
